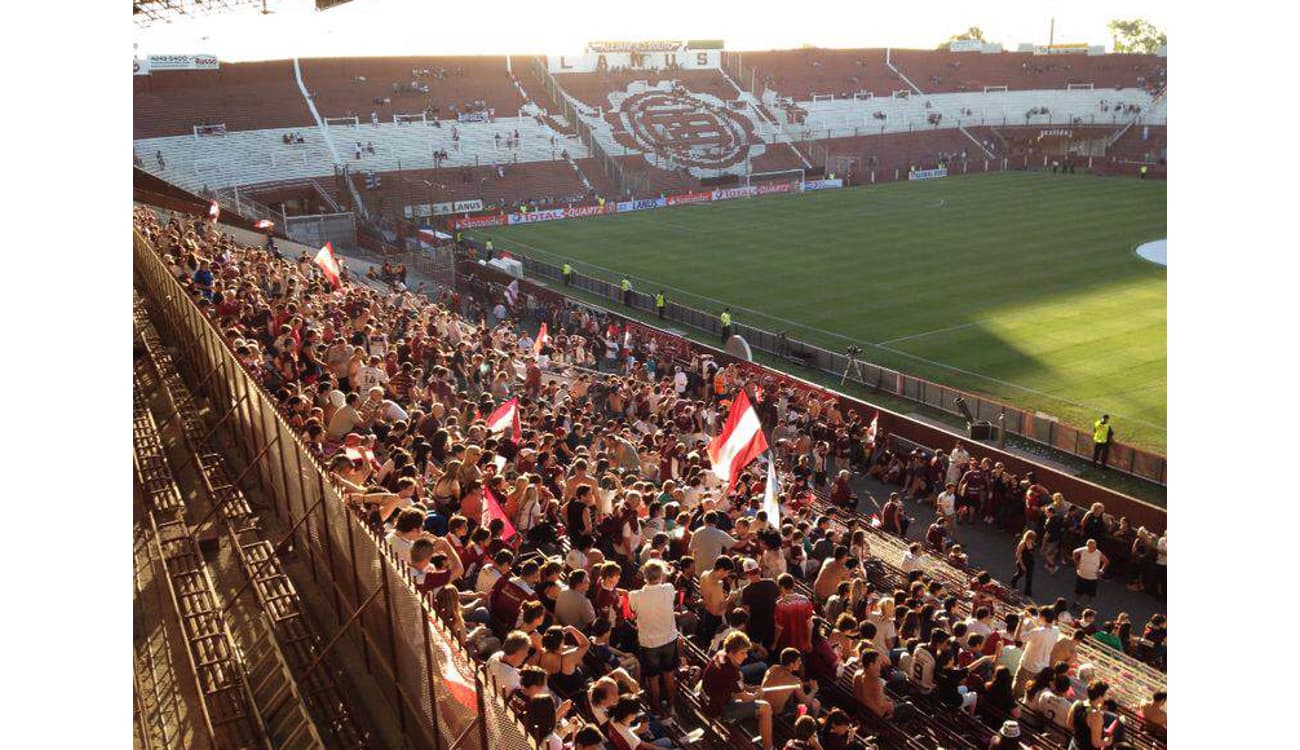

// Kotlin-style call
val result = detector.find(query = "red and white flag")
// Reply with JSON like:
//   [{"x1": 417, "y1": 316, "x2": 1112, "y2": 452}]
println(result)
[
  {"x1": 866, "y1": 411, "x2": 880, "y2": 447},
  {"x1": 870, "y1": 513, "x2": 882, "y2": 528},
  {"x1": 207, "y1": 200, "x2": 220, "y2": 223},
  {"x1": 532, "y1": 322, "x2": 549, "y2": 356},
  {"x1": 504, "y1": 280, "x2": 519, "y2": 307},
  {"x1": 254, "y1": 218, "x2": 275, "y2": 230},
  {"x1": 429, "y1": 618, "x2": 479, "y2": 712},
  {"x1": 485, "y1": 485, "x2": 519, "y2": 542},
  {"x1": 486, "y1": 397, "x2": 521, "y2": 443},
  {"x1": 707, "y1": 390, "x2": 769, "y2": 492},
  {"x1": 314, "y1": 242, "x2": 342, "y2": 288}
]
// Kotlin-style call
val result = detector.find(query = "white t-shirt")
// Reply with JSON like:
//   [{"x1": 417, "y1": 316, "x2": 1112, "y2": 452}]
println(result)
[
  {"x1": 486, "y1": 652, "x2": 520, "y2": 693},
  {"x1": 385, "y1": 531, "x2": 414, "y2": 563},
  {"x1": 936, "y1": 492, "x2": 957, "y2": 518},
  {"x1": 674, "y1": 371, "x2": 688, "y2": 395},
  {"x1": 357, "y1": 365, "x2": 389, "y2": 392},
  {"x1": 627, "y1": 583, "x2": 679, "y2": 648},
  {"x1": 1035, "y1": 690, "x2": 1072, "y2": 728},
  {"x1": 964, "y1": 618, "x2": 992, "y2": 641},
  {"x1": 1018, "y1": 625, "x2": 1060, "y2": 675},
  {"x1": 1075, "y1": 548, "x2": 1103, "y2": 580},
  {"x1": 476, "y1": 565, "x2": 502, "y2": 594},
  {"x1": 1156, "y1": 536, "x2": 1167, "y2": 565},
  {"x1": 381, "y1": 400, "x2": 409, "y2": 422}
]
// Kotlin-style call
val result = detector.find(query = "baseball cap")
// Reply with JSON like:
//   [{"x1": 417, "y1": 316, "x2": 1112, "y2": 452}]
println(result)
[{"x1": 742, "y1": 558, "x2": 759, "y2": 574}]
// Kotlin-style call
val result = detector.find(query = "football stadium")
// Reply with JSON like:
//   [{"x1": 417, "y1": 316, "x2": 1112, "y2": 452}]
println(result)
[{"x1": 130, "y1": 2, "x2": 1169, "y2": 750}]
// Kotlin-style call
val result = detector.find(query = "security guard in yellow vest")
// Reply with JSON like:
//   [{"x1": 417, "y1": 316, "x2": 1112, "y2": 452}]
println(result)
[
  {"x1": 621, "y1": 277, "x2": 632, "y2": 306},
  {"x1": 720, "y1": 308, "x2": 732, "y2": 341},
  {"x1": 656, "y1": 291, "x2": 666, "y2": 319},
  {"x1": 1139, "y1": 165, "x2": 1148, "y2": 180},
  {"x1": 562, "y1": 263, "x2": 573, "y2": 286},
  {"x1": 1091, "y1": 414, "x2": 1113, "y2": 468}
]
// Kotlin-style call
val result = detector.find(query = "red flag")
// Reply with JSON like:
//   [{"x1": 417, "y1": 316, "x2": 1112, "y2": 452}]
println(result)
[
  {"x1": 314, "y1": 242, "x2": 341, "y2": 288},
  {"x1": 254, "y1": 218, "x2": 275, "y2": 230},
  {"x1": 532, "y1": 322, "x2": 549, "y2": 356},
  {"x1": 707, "y1": 390, "x2": 769, "y2": 492},
  {"x1": 485, "y1": 486, "x2": 518, "y2": 542},
  {"x1": 870, "y1": 513, "x2": 882, "y2": 528},
  {"x1": 866, "y1": 411, "x2": 880, "y2": 446},
  {"x1": 430, "y1": 617, "x2": 479, "y2": 712},
  {"x1": 208, "y1": 200, "x2": 220, "y2": 223},
  {"x1": 486, "y1": 397, "x2": 521, "y2": 443}
]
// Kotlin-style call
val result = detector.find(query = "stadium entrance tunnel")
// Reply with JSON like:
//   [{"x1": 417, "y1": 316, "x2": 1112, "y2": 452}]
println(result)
[{"x1": 1136, "y1": 239, "x2": 1167, "y2": 266}]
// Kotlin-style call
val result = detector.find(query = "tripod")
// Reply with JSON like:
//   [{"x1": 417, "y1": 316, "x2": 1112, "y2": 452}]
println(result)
[{"x1": 841, "y1": 350, "x2": 866, "y2": 385}]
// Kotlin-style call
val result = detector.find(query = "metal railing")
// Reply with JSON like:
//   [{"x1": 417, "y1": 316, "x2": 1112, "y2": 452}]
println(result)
[{"x1": 134, "y1": 226, "x2": 543, "y2": 750}]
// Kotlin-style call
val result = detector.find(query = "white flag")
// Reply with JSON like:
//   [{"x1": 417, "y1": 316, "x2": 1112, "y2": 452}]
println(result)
[
  {"x1": 762, "y1": 454, "x2": 780, "y2": 528},
  {"x1": 505, "y1": 280, "x2": 519, "y2": 307}
]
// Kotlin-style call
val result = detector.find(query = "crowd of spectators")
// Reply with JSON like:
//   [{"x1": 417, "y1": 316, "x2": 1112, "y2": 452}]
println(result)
[{"x1": 134, "y1": 206, "x2": 1167, "y2": 750}]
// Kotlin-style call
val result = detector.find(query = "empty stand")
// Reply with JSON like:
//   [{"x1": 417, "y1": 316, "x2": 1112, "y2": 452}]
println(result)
[
  {"x1": 134, "y1": 61, "x2": 308, "y2": 139},
  {"x1": 299, "y1": 56, "x2": 525, "y2": 124}
]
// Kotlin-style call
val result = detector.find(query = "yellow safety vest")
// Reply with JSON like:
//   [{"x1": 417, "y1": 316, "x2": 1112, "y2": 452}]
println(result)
[
  {"x1": 656, "y1": 293, "x2": 665, "y2": 308},
  {"x1": 563, "y1": 264, "x2": 572, "y2": 275},
  {"x1": 621, "y1": 279, "x2": 631, "y2": 292},
  {"x1": 720, "y1": 312, "x2": 732, "y2": 326},
  {"x1": 1093, "y1": 420, "x2": 1110, "y2": 444},
  {"x1": 1140, "y1": 165, "x2": 1148, "y2": 174}
]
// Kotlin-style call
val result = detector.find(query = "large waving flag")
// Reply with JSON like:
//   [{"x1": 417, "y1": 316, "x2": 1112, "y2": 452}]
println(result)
[
  {"x1": 208, "y1": 200, "x2": 220, "y2": 223},
  {"x1": 532, "y1": 322, "x2": 549, "y2": 356},
  {"x1": 504, "y1": 279, "x2": 519, "y2": 307},
  {"x1": 762, "y1": 454, "x2": 781, "y2": 528},
  {"x1": 708, "y1": 390, "x2": 769, "y2": 492},
  {"x1": 254, "y1": 218, "x2": 275, "y2": 230},
  {"x1": 485, "y1": 485, "x2": 519, "y2": 542},
  {"x1": 866, "y1": 411, "x2": 880, "y2": 447},
  {"x1": 486, "y1": 397, "x2": 522, "y2": 442},
  {"x1": 314, "y1": 242, "x2": 342, "y2": 288}
]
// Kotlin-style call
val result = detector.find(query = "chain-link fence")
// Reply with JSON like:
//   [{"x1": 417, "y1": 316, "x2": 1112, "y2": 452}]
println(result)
[{"x1": 135, "y1": 228, "x2": 535, "y2": 750}]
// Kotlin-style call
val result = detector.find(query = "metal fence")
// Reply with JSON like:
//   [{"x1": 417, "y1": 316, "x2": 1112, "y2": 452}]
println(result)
[
  {"x1": 133, "y1": 228, "x2": 539, "y2": 750},
  {"x1": 514, "y1": 253, "x2": 1165, "y2": 486}
]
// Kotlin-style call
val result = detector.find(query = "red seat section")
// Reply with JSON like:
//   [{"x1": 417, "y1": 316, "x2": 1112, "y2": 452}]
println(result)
[
  {"x1": 340, "y1": 160, "x2": 593, "y2": 217},
  {"x1": 734, "y1": 48, "x2": 1165, "y2": 100},
  {"x1": 733, "y1": 49, "x2": 895, "y2": 100},
  {"x1": 889, "y1": 49, "x2": 1166, "y2": 95},
  {"x1": 298, "y1": 56, "x2": 525, "y2": 122},
  {"x1": 133, "y1": 60, "x2": 306, "y2": 139}
]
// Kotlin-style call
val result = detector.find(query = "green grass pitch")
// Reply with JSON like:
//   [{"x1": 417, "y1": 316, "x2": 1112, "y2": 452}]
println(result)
[{"x1": 470, "y1": 172, "x2": 1167, "y2": 453}]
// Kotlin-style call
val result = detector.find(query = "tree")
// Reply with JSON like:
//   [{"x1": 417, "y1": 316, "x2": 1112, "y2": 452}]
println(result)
[
  {"x1": 1107, "y1": 19, "x2": 1166, "y2": 54},
  {"x1": 940, "y1": 27, "x2": 985, "y2": 49},
  {"x1": 950, "y1": 27, "x2": 985, "y2": 42}
]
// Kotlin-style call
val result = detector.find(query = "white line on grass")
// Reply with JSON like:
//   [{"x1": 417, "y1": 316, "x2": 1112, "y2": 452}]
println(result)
[
  {"x1": 876, "y1": 320, "x2": 984, "y2": 346},
  {"x1": 475, "y1": 226, "x2": 1166, "y2": 434}
]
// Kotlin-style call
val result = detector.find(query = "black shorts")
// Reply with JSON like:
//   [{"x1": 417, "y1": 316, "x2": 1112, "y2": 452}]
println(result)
[
  {"x1": 640, "y1": 638, "x2": 679, "y2": 677},
  {"x1": 1074, "y1": 576, "x2": 1099, "y2": 597}
]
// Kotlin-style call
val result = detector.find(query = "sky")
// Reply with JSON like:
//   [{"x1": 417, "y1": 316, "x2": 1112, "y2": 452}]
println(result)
[{"x1": 133, "y1": 0, "x2": 1169, "y2": 61}]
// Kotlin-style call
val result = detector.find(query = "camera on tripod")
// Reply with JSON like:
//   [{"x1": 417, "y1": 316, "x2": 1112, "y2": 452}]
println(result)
[{"x1": 846, "y1": 345, "x2": 863, "y2": 356}]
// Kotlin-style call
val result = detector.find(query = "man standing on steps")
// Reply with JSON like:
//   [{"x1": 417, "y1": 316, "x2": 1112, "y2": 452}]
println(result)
[
  {"x1": 656, "y1": 290, "x2": 666, "y2": 319},
  {"x1": 1091, "y1": 415, "x2": 1114, "y2": 468},
  {"x1": 621, "y1": 277, "x2": 632, "y2": 306},
  {"x1": 720, "y1": 308, "x2": 732, "y2": 342}
]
